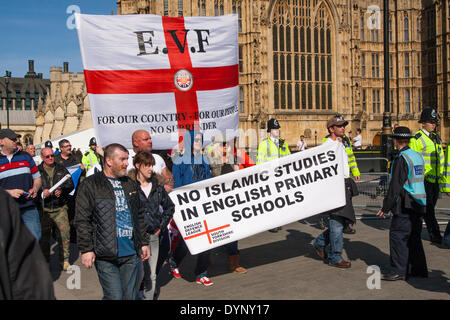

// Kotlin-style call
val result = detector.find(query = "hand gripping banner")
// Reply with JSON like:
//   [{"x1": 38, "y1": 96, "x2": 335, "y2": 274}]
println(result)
[
  {"x1": 75, "y1": 13, "x2": 239, "y2": 149},
  {"x1": 170, "y1": 141, "x2": 347, "y2": 255}
]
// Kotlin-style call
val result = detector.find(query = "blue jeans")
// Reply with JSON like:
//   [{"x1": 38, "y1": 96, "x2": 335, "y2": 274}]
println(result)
[
  {"x1": 21, "y1": 206, "x2": 41, "y2": 241},
  {"x1": 95, "y1": 254, "x2": 140, "y2": 300},
  {"x1": 312, "y1": 215, "x2": 345, "y2": 264}
]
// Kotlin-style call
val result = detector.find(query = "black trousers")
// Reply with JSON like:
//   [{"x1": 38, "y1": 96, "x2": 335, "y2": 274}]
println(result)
[
  {"x1": 424, "y1": 181, "x2": 442, "y2": 241},
  {"x1": 171, "y1": 238, "x2": 210, "y2": 278},
  {"x1": 389, "y1": 211, "x2": 428, "y2": 276}
]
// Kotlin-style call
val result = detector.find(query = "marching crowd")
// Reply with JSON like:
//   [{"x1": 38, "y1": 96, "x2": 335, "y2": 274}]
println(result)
[{"x1": 0, "y1": 106, "x2": 449, "y2": 300}]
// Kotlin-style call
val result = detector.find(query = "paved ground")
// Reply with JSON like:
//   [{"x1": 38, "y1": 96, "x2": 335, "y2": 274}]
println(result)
[{"x1": 51, "y1": 198, "x2": 450, "y2": 300}]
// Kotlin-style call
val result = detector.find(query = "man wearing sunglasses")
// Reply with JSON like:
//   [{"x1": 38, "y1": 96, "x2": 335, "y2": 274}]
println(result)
[
  {"x1": 0, "y1": 129, "x2": 42, "y2": 240},
  {"x1": 37, "y1": 147, "x2": 74, "y2": 271}
]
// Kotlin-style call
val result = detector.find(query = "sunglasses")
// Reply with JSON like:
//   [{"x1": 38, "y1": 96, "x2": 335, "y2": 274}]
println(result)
[
  {"x1": 194, "y1": 138, "x2": 202, "y2": 143},
  {"x1": 62, "y1": 144, "x2": 72, "y2": 148},
  {"x1": 44, "y1": 154, "x2": 55, "y2": 159}
]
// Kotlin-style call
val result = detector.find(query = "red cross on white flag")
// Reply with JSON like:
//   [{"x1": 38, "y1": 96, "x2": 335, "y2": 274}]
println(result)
[{"x1": 75, "y1": 13, "x2": 239, "y2": 149}]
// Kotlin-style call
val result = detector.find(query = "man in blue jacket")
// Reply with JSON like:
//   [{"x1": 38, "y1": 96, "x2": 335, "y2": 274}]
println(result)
[{"x1": 170, "y1": 130, "x2": 213, "y2": 286}]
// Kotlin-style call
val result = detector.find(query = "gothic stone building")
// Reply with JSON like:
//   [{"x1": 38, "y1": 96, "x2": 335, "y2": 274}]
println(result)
[
  {"x1": 118, "y1": 0, "x2": 449, "y2": 148},
  {"x1": 33, "y1": 63, "x2": 93, "y2": 145}
]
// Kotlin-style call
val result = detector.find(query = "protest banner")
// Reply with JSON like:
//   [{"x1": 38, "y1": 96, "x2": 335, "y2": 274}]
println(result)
[
  {"x1": 75, "y1": 13, "x2": 239, "y2": 149},
  {"x1": 170, "y1": 140, "x2": 347, "y2": 255}
]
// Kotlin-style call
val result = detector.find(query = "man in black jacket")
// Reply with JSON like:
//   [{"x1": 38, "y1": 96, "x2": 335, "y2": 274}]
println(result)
[
  {"x1": 38, "y1": 147, "x2": 74, "y2": 271},
  {"x1": 0, "y1": 187, "x2": 55, "y2": 300},
  {"x1": 75, "y1": 143, "x2": 150, "y2": 300}
]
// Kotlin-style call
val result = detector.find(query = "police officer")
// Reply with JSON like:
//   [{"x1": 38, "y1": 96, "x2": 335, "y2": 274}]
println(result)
[
  {"x1": 318, "y1": 114, "x2": 360, "y2": 233},
  {"x1": 256, "y1": 118, "x2": 290, "y2": 232},
  {"x1": 377, "y1": 126, "x2": 428, "y2": 280},
  {"x1": 409, "y1": 107, "x2": 445, "y2": 244},
  {"x1": 81, "y1": 137, "x2": 100, "y2": 172}
]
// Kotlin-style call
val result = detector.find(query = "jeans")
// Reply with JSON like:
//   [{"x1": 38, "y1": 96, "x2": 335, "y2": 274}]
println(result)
[
  {"x1": 225, "y1": 241, "x2": 239, "y2": 256},
  {"x1": 95, "y1": 254, "x2": 140, "y2": 300},
  {"x1": 141, "y1": 230, "x2": 170, "y2": 300},
  {"x1": 21, "y1": 206, "x2": 41, "y2": 241},
  {"x1": 312, "y1": 215, "x2": 345, "y2": 264}
]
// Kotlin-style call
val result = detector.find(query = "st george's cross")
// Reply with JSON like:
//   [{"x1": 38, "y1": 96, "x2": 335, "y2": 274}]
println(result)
[{"x1": 76, "y1": 13, "x2": 239, "y2": 150}]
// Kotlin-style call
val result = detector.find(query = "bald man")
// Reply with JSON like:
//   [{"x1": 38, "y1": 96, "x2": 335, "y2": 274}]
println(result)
[
  {"x1": 26, "y1": 144, "x2": 42, "y2": 166},
  {"x1": 127, "y1": 130, "x2": 174, "y2": 193}
]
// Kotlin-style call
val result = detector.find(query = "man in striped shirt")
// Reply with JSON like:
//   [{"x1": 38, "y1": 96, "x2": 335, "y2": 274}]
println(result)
[{"x1": 0, "y1": 129, "x2": 42, "y2": 240}]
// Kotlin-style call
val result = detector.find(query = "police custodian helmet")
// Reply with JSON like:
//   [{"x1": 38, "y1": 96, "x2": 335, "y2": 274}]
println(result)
[
  {"x1": 89, "y1": 137, "x2": 97, "y2": 146},
  {"x1": 419, "y1": 106, "x2": 439, "y2": 124},
  {"x1": 267, "y1": 118, "x2": 281, "y2": 132},
  {"x1": 44, "y1": 140, "x2": 53, "y2": 148}
]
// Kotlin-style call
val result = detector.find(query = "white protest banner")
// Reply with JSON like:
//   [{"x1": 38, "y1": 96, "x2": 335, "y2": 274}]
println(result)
[
  {"x1": 75, "y1": 13, "x2": 239, "y2": 149},
  {"x1": 170, "y1": 140, "x2": 347, "y2": 255}
]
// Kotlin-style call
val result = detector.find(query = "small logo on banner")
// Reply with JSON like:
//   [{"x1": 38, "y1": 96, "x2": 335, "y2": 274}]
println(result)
[
  {"x1": 174, "y1": 69, "x2": 193, "y2": 91},
  {"x1": 184, "y1": 220, "x2": 231, "y2": 245},
  {"x1": 414, "y1": 165, "x2": 423, "y2": 176}
]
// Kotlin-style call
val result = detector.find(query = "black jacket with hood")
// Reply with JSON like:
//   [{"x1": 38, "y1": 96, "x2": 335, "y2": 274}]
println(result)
[{"x1": 137, "y1": 173, "x2": 175, "y2": 234}]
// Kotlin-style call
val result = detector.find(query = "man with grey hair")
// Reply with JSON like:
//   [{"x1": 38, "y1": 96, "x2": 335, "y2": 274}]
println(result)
[
  {"x1": 75, "y1": 143, "x2": 150, "y2": 300},
  {"x1": 26, "y1": 144, "x2": 42, "y2": 166}
]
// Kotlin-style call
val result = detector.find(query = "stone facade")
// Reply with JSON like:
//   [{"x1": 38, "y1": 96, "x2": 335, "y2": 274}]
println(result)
[
  {"x1": 33, "y1": 63, "x2": 92, "y2": 145},
  {"x1": 117, "y1": 0, "x2": 449, "y2": 148}
]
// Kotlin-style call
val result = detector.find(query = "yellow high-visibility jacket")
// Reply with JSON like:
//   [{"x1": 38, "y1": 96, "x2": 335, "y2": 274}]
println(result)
[
  {"x1": 256, "y1": 137, "x2": 291, "y2": 164},
  {"x1": 409, "y1": 130, "x2": 445, "y2": 183},
  {"x1": 441, "y1": 141, "x2": 449, "y2": 193},
  {"x1": 81, "y1": 148, "x2": 100, "y2": 171}
]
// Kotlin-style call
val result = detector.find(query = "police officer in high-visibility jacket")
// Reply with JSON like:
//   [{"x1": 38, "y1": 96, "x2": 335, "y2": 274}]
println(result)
[
  {"x1": 318, "y1": 115, "x2": 360, "y2": 233},
  {"x1": 81, "y1": 137, "x2": 100, "y2": 172},
  {"x1": 409, "y1": 107, "x2": 445, "y2": 244},
  {"x1": 256, "y1": 118, "x2": 291, "y2": 232},
  {"x1": 377, "y1": 126, "x2": 428, "y2": 280},
  {"x1": 441, "y1": 141, "x2": 450, "y2": 248},
  {"x1": 256, "y1": 118, "x2": 291, "y2": 164}
]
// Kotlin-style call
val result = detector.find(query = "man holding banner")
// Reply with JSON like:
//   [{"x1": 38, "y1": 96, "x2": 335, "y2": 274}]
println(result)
[
  {"x1": 38, "y1": 147, "x2": 74, "y2": 271},
  {"x1": 311, "y1": 115, "x2": 354, "y2": 268}
]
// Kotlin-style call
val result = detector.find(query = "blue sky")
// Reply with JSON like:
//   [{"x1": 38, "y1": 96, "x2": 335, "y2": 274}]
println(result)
[{"x1": 0, "y1": 0, "x2": 115, "y2": 79}]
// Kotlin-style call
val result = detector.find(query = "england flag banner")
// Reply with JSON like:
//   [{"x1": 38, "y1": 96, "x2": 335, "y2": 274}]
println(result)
[
  {"x1": 170, "y1": 141, "x2": 348, "y2": 255},
  {"x1": 75, "y1": 13, "x2": 239, "y2": 149}
]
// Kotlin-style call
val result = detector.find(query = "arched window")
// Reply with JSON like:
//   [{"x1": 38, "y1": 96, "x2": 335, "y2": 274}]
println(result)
[
  {"x1": 272, "y1": 0, "x2": 334, "y2": 110},
  {"x1": 23, "y1": 134, "x2": 33, "y2": 147}
]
